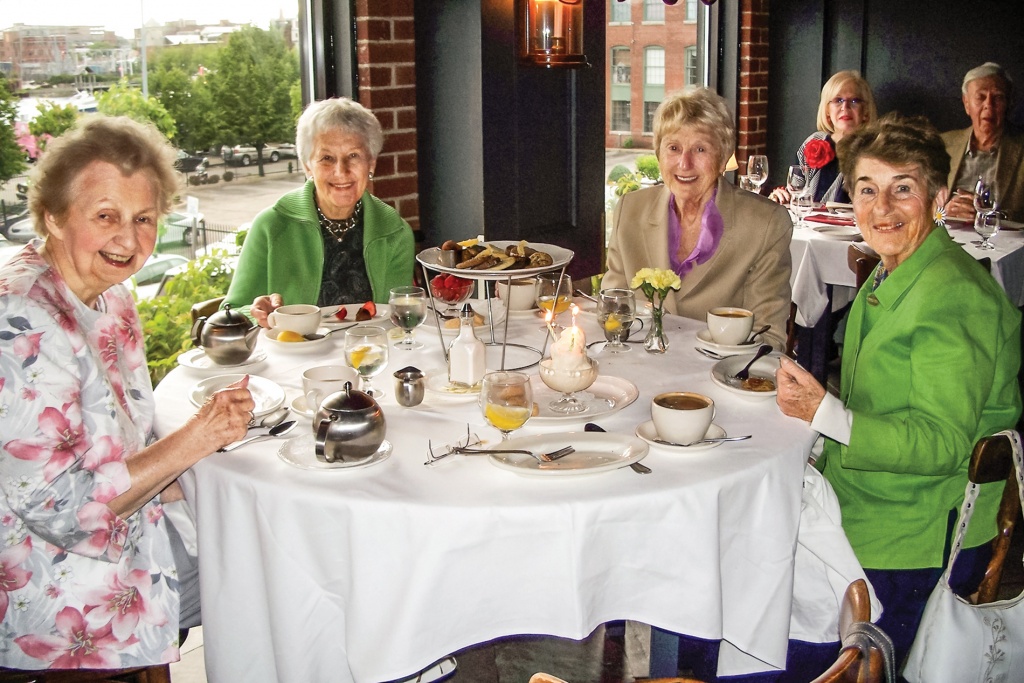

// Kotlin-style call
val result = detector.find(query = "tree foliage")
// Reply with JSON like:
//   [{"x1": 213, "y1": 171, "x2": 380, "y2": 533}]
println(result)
[
  {"x1": 28, "y1": 102, "x2": 78, "y2": 146},
  {"x1": 151, "y1": 67, "x2": 218, "y2": 153},
  {"x1": 209, "y1": 27, "x2": 299, "y2": 175},
  {"x1": 0, "y1": 74, "x2": 27, "y2": 186},
  {"x1": 97, "y1": 80, "x2": 177, "y2": 139}
]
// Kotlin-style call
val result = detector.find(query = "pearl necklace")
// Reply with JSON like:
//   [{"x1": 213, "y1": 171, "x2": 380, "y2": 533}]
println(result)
[{"x1": 316, "y1": 199, "x2": 363, "y2": 241}]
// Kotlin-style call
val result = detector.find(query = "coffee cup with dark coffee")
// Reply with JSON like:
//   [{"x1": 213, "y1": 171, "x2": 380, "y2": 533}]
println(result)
[
  {"x1": 706, "y1": 307, "x2": 754, "y2": 346},
  {"x1": 651, "y1": 392, "x2": 715, "y2": 444}
]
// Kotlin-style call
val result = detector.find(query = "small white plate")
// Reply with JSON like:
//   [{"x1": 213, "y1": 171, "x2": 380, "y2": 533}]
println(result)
[
  {"x1": 278, "y1": 433, "x2": 393, "y2": 470},
  {"x1": 425, "y1": 370, "x2": 481, "y2": 401},
  {"x1": 506, "y1": 307, "x2": 542, "y2": 318},
  {"x1": 436, "y1": 299, "x2": 507, "y2": 335},
  {"x1": 710, "y1": 353, "x2": 781, "y2": 398},
  {"x1": 187, "y1": 374, "x2": 286, "y2": 416},
  {"x1": 320, "y1": 303, "x2": 392, "y2": 328},
  {"x1": 635, "y1": 420, "x2": 727, "y2": 452},
  {"x1": 527, "y1": 375, "x2": 639, "y2": 424},
  {"x1": 262, "y1": 327, "x2": 333, "y2": 351},
  {"x1": 290, "y1": 395, "x2": 316, "y2": 419},
  {"x1": 812, "y1": 225, "x2": 862, "y2": 240},
  {"x1": 487, "y1": 432, "x2": 648, "y2": 476},
  {"x1": 177, "y1": 347, "x2": 267, "y2": 374},
  {"x1": 695, "y1": 328, "x2": 761, "y2": 356}
]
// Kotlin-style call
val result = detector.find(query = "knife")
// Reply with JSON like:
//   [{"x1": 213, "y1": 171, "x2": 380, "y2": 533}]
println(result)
[{"x1": 584, "y1": 423, "x2": 651, "y2": 474}]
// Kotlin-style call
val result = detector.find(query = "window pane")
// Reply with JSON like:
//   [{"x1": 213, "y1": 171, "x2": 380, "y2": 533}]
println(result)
[
  {"x1": 611, "y1": 47, "x2": 631, "y2": 86},
  {"x1": 685, "y1": 46, "x2": 698, "y2": 87},
  {"x1": 610, "y1": 0, "x2": 631, "y2": 23},
  {"x1": 644, "y1": 0, "x2": 665, "y2": 22},
  {"x1": 644, "y1": 47, "x2": 665, "y2": 86},
  {"x1": 643, "y1": 101, "x2": 658, "y2": 134},
  {"x1": 685, "y1": 0, "x2": 698, "y2": 22},
  {"x1": 611, "y1": 100, "x2": 631, "y2": 131}
]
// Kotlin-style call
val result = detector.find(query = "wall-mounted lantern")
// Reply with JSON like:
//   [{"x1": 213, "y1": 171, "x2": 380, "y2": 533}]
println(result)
[{"x1": 517, "y1": 0, "x2": 587, "y2": 68}]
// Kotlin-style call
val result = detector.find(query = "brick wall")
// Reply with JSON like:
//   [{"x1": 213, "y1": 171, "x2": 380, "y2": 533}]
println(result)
[
  {"x1": 354, "y1": 0, "x2": 420, "y2": 235},
  {"x1": 736, "y1": 0, "x2": 769, "y2": 175}
]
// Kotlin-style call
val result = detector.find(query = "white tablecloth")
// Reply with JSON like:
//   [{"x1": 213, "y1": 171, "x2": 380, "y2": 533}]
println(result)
[
  {"x1": 789, "y1": 220, "x2": 1024, "y2": 326},
  {"x1": 154, "y1": 307, "x2": 817, "y2": 682}
]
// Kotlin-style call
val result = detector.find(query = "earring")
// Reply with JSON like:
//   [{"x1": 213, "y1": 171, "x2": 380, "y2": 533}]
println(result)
[{"x1": 369, "y1": 172, "x2": 374, "y2": 180}]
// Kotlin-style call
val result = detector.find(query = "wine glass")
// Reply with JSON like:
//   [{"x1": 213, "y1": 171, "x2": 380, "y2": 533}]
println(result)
[
  {"x1": 974, "y1": 210, "x2": 1000, "y2": 250},
  {"x1": 480, "y1": 371, "x2": 533, "y2": 442},
  {"x1": 389, "y1": 286, "x2": 427, "y2": 350},
  {"x1": 597, "y1": 288, "x2": 636, "y2": 353},
  {"x1": 535, "y1": 272, "x2": 573, "y2": 329},
  {"x1": 747, "y1": 155, "x2": 769, "y2": 192},
  {"x1": 344, "y1": 325, "x2": 390, "y2": 398},
  {"x1": 787, "y1": 165, "x2": 811, "y2": 227}
]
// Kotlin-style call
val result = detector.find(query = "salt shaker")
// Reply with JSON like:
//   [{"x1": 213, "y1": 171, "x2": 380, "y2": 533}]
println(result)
[{"x1": 448, "y1": 302, "x2": 485, "y2": 388}]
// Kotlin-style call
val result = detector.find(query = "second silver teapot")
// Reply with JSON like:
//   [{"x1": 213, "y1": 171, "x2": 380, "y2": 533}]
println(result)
[
  {"x1": 190, "y1": 304, "x2": 260, "y2": 365},
  {"x1": 314, "y1": 382, "x2": 386, "y2": 463}
]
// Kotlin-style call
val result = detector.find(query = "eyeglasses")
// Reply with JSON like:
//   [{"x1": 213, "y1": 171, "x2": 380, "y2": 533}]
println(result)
[{"x1": 829, "y1": 97, "x2": 864, "y2": 109}]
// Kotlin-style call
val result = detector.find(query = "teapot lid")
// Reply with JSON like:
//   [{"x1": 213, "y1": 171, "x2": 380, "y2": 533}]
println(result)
[
  {"x1": 205, "y1": 304, "x2": 252, "y2": 328},
  {"x1": 321, "y1": 381, "x2": 377, "y2": 412}
]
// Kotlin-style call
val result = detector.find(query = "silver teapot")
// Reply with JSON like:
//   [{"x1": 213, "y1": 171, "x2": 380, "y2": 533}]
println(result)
[
  {"x1": 314, "y1": 382, "x2": 386, "y2": 463},
  {"x1": 190, "y1": 304, "x2": 261, "y2": 365}
]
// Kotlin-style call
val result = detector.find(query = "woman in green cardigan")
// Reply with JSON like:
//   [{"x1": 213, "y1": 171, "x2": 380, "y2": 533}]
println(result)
[
  {"x1": 776, "y1": 113, "x2": 1021, "y2": 667},
  {"x1": 224, "y1": 97, "x2": 415, "y2": 326}
]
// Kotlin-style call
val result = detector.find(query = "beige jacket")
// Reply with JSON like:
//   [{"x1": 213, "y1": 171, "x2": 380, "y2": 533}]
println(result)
[
  {"x1": 942, "y1": 126, "x2": 1024, "y2": 223},
  {"x1": 603, "y1": 178, "x2": 793, "y2": 351}
]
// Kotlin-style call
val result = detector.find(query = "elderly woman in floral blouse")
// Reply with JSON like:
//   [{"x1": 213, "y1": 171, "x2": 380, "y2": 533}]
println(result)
[{"x1": 0, "y1": 115, "x2": 254, "y2": 671}]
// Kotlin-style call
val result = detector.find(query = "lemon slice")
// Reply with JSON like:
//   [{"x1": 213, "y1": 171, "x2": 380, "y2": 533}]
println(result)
[
  {"x1": 277, "y1": 330, "x2": 305, "y2": 342},
  {"x1": 484, "y1": 404, "x2": 531, "y2": 431},
  {"x1": 603, "y1": 313, "x2": 621, "y2": 333},
  {"x1": 348, "y1": 345, "x2": 370, "y2": 368}
]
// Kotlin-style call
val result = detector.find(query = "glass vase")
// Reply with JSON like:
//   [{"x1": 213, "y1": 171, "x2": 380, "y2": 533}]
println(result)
[{"x1": 644, "y1": 306, "x2": 668, "y2": 354}]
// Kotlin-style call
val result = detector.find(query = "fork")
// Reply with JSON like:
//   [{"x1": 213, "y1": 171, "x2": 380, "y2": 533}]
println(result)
[{"x1": 454, "y1": 445, "x2": 575, "y2": 462}]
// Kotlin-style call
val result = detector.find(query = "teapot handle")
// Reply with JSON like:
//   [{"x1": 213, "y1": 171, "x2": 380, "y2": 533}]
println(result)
[
  {"x1": 315, "y1": 417, "x2": 337, "y2": 463},
  {"x1": 190, "y1": 316, "x2": 207, "y2": 348}
]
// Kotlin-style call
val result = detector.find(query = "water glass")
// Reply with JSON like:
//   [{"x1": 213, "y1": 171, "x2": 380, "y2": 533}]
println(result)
[
  {"x1": 480, "y1": 371, "x2": 533, "y2": 441},
  {"x1": 598, "y1": 288, "x2": 636, "y2": 353},
  {"x1": 747, "y1": 155, "x2": 769, "y2": 191},
  {"x1": 389, "y1": 286, "x2": 427, "y2": 350},
  {"x1": 344, "y1": 325, "x2": 389, "y2": 398},
  {"x1": 974, "y1": 211, "x2": 1000, "y2": 250}
]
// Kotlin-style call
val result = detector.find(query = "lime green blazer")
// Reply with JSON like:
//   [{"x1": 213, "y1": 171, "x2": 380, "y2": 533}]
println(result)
[{"x1": 820, "y1": 228, "x2": 1021, "y2": 570}]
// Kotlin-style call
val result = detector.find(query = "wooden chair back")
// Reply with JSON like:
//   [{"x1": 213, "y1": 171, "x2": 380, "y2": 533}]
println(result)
[
  {"x1": 0, "y1": 665, "x2": 171, "y2": 682},
  {"x1": 810, "y1": 578, "x2": 888, "y2": 683},
  {"x1": 847, "y1": 244, "x2": 881, "y2": 290},
  {"x1": 190, "y1": 296, "x2": 225, "y2": 323},
  {"x1": 968, "y1": 432, "x2": 1022, "y2": 604}
]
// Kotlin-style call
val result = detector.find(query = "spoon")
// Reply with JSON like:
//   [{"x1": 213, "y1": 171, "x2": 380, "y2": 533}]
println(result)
[
  {"x1": 694, "y1": 346, "x2": 725, "y2": 360},
  {"x1": 219, "y1": 420, "x2": 297, "y2": 452},
  {"x1": 584, "y1": 423, "x2": 651, "y2": 474},
  {"x1": 249, "y1": 406, "x2": 289, "y2": 429},
  {"x1": 303, "y1": 326, "x2": 351, "y2": 341},
  {"x1": 746, "y1": 324, "x2": 771, "y2": 343},
  {"x1": 653, "y1": 435, "x2": 753, "y2": 448},
  {"x1": 733, "y1": 344, "x2": 773, "y2": 381}
]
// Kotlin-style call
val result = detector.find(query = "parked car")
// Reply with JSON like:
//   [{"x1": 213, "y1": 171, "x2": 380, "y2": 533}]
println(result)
[
  {"x1": 2, "y1": 217, "x2": 37, "y2": 243},
  {"x1": 221, "y1": 143, "x2": 297, "y2": 166},
  {"x1": 174, "y1": 149, "x2": 209, "y2": 177},
  {"x1": 15, "y1": 182, "x2": 29, "y2": 201},
  {"x1": 130, "y1": 253, "x2": 190, "y2": 299},
  {"x1": 159, "y1": 211, "x2": 205, "y2": 246}
]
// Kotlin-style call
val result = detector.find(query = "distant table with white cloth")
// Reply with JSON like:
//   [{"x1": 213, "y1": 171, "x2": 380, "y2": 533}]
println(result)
[{"x1": 155, "y1": 307, "x2": 820, "y2": 682}]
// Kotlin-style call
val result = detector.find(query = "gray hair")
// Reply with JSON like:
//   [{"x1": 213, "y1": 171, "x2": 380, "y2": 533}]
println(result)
[
  {"x1": 295, "y1": 98, "x2": 384, "y2": 173},
  {"x1": 653, "y1": 88, "x2": 735, "y2": 171},
  {"x1": 961, "y1": 62, "x2": 1013, "y2": 99}
]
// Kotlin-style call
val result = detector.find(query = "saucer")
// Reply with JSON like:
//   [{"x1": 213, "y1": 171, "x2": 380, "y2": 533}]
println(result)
[
  {"x1": 278, "y1": 433, "x2": 393, "y2": 470},
  {"x1": 262, "y1": 327, "x2": 333, "y2": 351},
  {"x1": 635, "y1": 420, "x2": 727, "y2": 452},
  {"x1": 695, "y1": 328, "x2": 761, "y2": 356},
  {"x1": 177, "y1": 347, "x2": 267, "y2": 374},
  {"x1": 290, "y1": 395, "x2": 316, "y2": 419},
  {"x1": 424, "y1": 370, "x2": 480, "y2": 402}
]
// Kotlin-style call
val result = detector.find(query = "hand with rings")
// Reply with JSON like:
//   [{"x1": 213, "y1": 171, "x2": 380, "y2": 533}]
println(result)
[{"x1": 769, "y1": 186, "x2": 791, "y2": 204}]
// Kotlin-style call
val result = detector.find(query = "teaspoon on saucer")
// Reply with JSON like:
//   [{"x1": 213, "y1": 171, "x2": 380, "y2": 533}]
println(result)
[{"x1": 653, "y1": 434, "x2": 752, "y2": 448}]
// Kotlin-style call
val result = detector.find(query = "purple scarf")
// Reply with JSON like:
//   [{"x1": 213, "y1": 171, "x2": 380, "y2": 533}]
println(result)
[{"x1": 668, "y1": 188, "x2": 724, "y2": 278}]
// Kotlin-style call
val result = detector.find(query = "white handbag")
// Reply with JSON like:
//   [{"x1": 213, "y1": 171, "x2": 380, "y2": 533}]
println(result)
[{"x1": 903, "y1": 429, "x2": 1024, "y2": 683}]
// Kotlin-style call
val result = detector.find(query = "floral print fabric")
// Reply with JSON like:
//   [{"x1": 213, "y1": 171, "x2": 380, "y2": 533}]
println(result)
[{"x1": 0, "y1": 242, "x2": 179, "y2": 669}]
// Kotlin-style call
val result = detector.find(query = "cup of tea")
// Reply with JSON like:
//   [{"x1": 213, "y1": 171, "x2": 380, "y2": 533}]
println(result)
[
  {"x1": 651, "y1": 392, "x2": 715, "y2": 445},
  {"x1": 303, "y1": 365, "x2": 359, "y2": 413},
  {"x1": 706, "y1": 307, "x2": 754, "y2": 346},
  {"x1": 269, "y1": 304, "x2": 321, "y2": 336},
  {"x1": 495, "y1": 278, "x2": 538, "y2": 311}
]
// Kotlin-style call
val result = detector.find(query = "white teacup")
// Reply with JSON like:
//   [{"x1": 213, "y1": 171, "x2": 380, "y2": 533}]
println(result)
[
  {"x1": 706, "y1": 307, "x2": 754, "y2": 346},
  {"x1": 268, "y1": 304, "x2": 321, "y2": 336},
  {"x1": 302, "y1": 365, "x2": 359, "y2": 414},
  {"x1": 495, "y1": 278, "x2": 537, "y2": 311},
  {"x1": 651, "y1": 392, "x2": 715, "y2": 445}
]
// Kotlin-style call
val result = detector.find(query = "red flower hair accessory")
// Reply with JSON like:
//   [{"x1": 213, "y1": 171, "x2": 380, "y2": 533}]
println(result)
[{"x1": 803, "y1": 139, "x2": 836, "y2": 170}]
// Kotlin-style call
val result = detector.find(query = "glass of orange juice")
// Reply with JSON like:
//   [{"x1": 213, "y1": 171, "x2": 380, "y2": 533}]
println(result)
[
  {"x1": 480, "y1": 371, "x2": 533, "y2": 442},
  {"x1": 535, "y1": 272, "x2": 573, "y2": 330}
]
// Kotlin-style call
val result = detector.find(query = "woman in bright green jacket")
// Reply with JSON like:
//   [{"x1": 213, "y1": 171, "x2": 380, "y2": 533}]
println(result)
[
  {"x1": 224, "y1": 97, "x2": 414, "y2": 326},
  {"x1": 776, "y1": 113, "x2": 1022, "y2": 666}
]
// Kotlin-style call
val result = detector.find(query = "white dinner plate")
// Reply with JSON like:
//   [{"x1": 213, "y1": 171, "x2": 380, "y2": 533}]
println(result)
[
  {"x1": 527, "y1": 375, "x2": 639, "y2": 424},
  {"x1": 177, "y1": 347, "x2": 268, "y2": 374},
  {"x1": 488, "y1": 432, "x2": 648, "y2": 476},
  {"x1": 416, "y1": 241, "x2": 574, "y2": 280},
  {"x1": 635, "y1": 420, "x2": 727, "y2": 452},
  {"x1": 435, "y1": 299, "x2": 507, "y2": 336},
  {"x1": 695, "y1": 328, "x2": 761, "y2": 356},
  {"x1": 812, "y1": 225, "x2": 862, "y2": 240},
  {"x1": 278, "y1": 433, "x2": 393, "y2": 470},
  {"x1": 320, "y1": 303, "x2": 392, "y2": 328},
  {"x1": 262, "y1": 327, "x2": 334, "y2": 351},
  {"x1": 188, "y1": 374, "x2": 286, "y2": 416},
  {"x1": 290, "y1": 395, "x2": 316, "y2": 419},
  {"x1": 710, "y1": 353, "x2": 781, "y2": 398}
]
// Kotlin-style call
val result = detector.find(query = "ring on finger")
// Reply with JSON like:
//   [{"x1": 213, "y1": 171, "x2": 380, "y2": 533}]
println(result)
[{"x1": 247, "y1": 410, "x2": 256, "y2": 425}]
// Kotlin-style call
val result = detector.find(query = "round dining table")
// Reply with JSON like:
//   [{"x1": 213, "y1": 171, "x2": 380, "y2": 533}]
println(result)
[{"x1": 154, "y1": 300, "x2": 817, "y2": 683}]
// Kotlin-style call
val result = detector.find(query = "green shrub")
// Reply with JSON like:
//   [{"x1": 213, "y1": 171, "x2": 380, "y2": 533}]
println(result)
[
  {"x1": 223, "y1": 170, "x2": 234, "y2": 181},
  {"x1": 623, "y1": 138, "x2": 635, "y2": 149},
  {"x1": 636, "y1": 154, "x2": 661, "y2": 182},
  {"x1": 607, "y1": 164, "x2": 632, "y2": 184},
  {"x1": 188, "y1": 175, "x2": 203, "y2": 186},
  {"x1": 614, "y1": 173, "x2": 641, "y2": 197},
  {"x1": 207, "y1": 174, "x2": 220, "y2": 184},
  {"x1": 135, "y1": 250, "x2": 235, "y2": 386}
]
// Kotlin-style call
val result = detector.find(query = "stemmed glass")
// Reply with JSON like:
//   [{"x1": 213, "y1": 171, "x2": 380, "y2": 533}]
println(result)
[
  {"x1": 747, "y1": 155, "x2": 769, "y2": 193},
  {"x1": 535, "y1": 272, "x2": 573, "y2": 329},
  {"x1": 973, "y1": 176, "x2": 1001, "y2": 250},
  {"x1": 787, "y1": 164, "x2": 811, "y2": 227},
  {"x1": 344, "y1": 325, "x2": 390, "y2": 398},
  {"x1": 480, "y1": 371, "x2": 533, "y2": 442},
  {"x1": 597, "y1": 288, "x2": 636, "y2": 353},
  {"x1": 389, "y1": 286, "x2": 427, "y2": 350}
]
